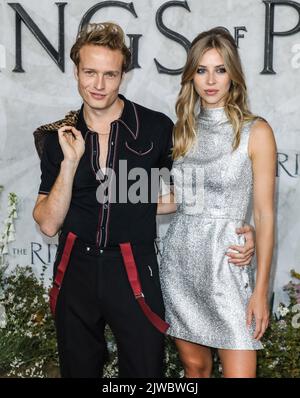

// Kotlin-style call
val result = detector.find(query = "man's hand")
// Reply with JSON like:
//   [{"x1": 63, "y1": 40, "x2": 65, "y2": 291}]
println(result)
[
  {"x1": 58, "y1": 126, "x2": 85, "y2": 164},
  {"x1": 226, "y1": 224, "x2": 256, "y2": 266}
]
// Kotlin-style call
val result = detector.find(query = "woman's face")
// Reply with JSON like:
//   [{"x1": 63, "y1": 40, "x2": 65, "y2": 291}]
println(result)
[{"x1": 193, "y1": 48, "x2": 231, "y2": 109}]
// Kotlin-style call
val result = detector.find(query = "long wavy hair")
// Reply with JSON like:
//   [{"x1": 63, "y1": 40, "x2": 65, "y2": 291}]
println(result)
[{"x1": 173, "y1": 27, "x2": 257, "y2": 160}]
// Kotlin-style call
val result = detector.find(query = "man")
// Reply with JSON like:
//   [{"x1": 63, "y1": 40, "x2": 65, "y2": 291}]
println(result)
[{"x1": 33, "y1": 22, "x2": 255, "y2": 378}]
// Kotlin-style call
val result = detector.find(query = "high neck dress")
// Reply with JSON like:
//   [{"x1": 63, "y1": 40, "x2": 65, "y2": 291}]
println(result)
[{"x1": 159, "y1": 107, "x2": 263, "y2": 350}]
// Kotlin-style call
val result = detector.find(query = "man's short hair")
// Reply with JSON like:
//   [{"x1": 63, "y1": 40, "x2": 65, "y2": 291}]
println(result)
[{"x1": 70, "y1": 22, "x2": 131, "y2": 72}]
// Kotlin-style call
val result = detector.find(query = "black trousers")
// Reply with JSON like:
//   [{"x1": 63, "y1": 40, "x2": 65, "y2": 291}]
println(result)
[{"x1": 53, "y1": 235, "x2": 165, "y2": 378}]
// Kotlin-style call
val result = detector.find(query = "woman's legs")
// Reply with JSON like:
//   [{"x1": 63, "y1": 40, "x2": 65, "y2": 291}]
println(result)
[
  {"x1": 218, "y1": 349, "x2": 257, "y2": 378},
  {"x1": 174, "y1": 336, "x2": 257, "y2": 378},
  {"x1": 174, "y1": 338, "x2": 213, "y2": 378}
]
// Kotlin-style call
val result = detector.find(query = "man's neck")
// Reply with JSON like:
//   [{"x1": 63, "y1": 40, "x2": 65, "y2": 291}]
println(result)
[{"x1": 83, "y1": 96, "x2": 124, "y2": 133}]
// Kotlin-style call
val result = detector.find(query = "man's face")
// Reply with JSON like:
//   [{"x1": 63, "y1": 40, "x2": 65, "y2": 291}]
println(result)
[{"x1": 75, "y1": 44, "x2": 124, "y2": 112}]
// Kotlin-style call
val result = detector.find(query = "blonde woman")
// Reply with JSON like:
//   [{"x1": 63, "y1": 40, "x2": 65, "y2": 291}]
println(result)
[{"x1": 158, "y1": 28, "x2": 276, "y2": 378}]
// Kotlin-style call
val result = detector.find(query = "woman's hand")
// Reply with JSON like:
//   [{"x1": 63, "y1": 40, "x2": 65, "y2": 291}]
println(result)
[{"x1": 246, "y1": 291, "x2": 270, "y2": 340}]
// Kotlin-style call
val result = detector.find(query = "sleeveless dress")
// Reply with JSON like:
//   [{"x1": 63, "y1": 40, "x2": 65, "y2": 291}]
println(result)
[{"x1": 159, "y1": 107, "x2": 263, "y2": 350}]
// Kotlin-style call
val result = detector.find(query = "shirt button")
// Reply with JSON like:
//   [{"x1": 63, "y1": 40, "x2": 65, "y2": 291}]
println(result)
[
  {"x1": 103, "y1": 204, "x2": 108, "y2": 209},
  {"x1": 101, "y1": 226, "x2": 105, "y2": 230},
  {"x1": 111, "y1": 142, "x2": 114, "y2": 146},
  {"x1": 100, "y1": 249, "x2": 103, "y2": 254}
]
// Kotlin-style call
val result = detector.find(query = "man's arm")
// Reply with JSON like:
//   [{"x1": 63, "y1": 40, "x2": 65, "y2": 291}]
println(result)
[
  {"x1": 157, "y1": 191, "x2": 177, "y2": 215},
  {"x1": 33, "y1": 126, "x2": 85, "y2": 237},
  {"x1": 157, "y1": 116, "x2": 175, "y2": 215}
]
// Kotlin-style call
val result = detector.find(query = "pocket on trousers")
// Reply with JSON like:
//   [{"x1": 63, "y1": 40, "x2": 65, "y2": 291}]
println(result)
[{"x1": 139, "y1": 253, "x2": 162, "y2": 292}]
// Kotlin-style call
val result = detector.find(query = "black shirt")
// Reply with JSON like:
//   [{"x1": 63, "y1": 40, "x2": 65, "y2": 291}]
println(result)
[{"x1": 38, "y1": 94, "x2": 174, "y2": 246}]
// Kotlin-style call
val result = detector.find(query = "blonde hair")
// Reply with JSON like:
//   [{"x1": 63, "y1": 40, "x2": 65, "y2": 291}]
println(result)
[
  {"x1": 70, "y1": 22, "x2": 131, "y2": 72},
  {"x1": 173, "y1": 27, "x2": 257, "y2": 160}
]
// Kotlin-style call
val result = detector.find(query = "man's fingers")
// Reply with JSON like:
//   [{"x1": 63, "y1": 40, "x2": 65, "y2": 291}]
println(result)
[
  {"x1": 228, "y1": 255, "x2": 251, "y2": 263},
  {"x1": 236, "y1": 226, "x2": 251, "y2": 234},
  {"x1": 58, "y1": 126, "x2": 73, "y2": 141},
  {"x1": 58, "y1": 125, "x2": 75, "y2": 133},
  {"x1": 226, "y1": 243, "x2": 254, "y2": 265},
  {"x1": 227, "y1": 251, "x2": 254, "y2": 261},
  {"x1": 69, "y1": 127, "x2": 82, "y2": 138},
  {"x1": 229, "y1": 260, "x2": 251, "y2": 267},
  {"x1": 228, "y1": 245, "x2": 254, "y2": 254},
  {"x1": 58, "y1": 126, "x2": 81, "y2": 138},
  {"x1": 228, "y1": 245, "x2": 246, "y2": 254},
  {"x1": 227, "y1": 252, "x2": 253, "y2": 262},
  {"x1": 227, "y1": 245, "x2": 255, "y2": 255},
  {"x1": 245, "y1": 248, "x2": 255, "y2": 256},
  {"x1": 227, "y1": 249, "x2": 252, "y2": 257}
]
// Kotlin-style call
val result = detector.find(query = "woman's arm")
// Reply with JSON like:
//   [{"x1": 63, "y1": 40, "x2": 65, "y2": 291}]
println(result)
[
  {"x1": 247, "y1": 119, "x2": 277, "y2": 340},
  {"x1": 157, "y1": 191, "x2": 177, "y2": 215}
]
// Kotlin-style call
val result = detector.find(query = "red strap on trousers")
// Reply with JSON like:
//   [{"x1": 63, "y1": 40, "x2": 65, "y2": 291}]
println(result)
[
  {"x1": 119, "y1": 242, "x2": 170, "y2": 334},
  {"x1": 49, "y1": 232, "x2": 77, "y2": 316}
]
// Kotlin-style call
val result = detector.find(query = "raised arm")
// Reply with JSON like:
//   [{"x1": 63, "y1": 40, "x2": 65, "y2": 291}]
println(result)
[{"x1": 33, "y1": 126, "x2": 85, "y2": 237}]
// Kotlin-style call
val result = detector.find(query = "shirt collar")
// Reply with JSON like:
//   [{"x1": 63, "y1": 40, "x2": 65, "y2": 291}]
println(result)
[
  {"x1": 76, "y1": 94, "x2": 139, "y2": 140},
  {"x1": 117, "y1": 94, "x2": 139, "y2": 139}
]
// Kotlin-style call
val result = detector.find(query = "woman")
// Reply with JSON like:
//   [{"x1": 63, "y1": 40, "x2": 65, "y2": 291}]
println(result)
[{"x1": 158, "y1": 28, "x2": 276, "y2": 378}]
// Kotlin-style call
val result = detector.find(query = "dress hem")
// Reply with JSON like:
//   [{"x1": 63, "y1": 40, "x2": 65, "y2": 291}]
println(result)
[{"x1": 167, "y1": 330, "x2": 263, "y2": 351}]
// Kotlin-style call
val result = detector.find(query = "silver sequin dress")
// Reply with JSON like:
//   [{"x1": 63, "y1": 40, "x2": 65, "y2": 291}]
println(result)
[{"x1": 159, "y1": 107, "x2": 263, "y2": 350}]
